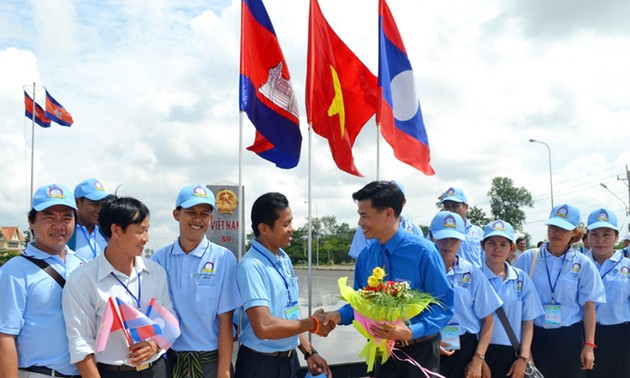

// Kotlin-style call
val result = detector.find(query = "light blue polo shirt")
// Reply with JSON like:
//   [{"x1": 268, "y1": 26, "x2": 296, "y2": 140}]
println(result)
[
  {"x1": 152, "y1": 237, "x2": 240, "y2": 351},
  {"x1": 446, "y1": 256, "x2": 502, "y2": 335},
  {"x1": 586, "y1": 250, "x2": 630, "y2": 325},
  {"x1": 482, "y1": 261, "x2": 544, "y2": 346},
  {"x1": 514, "y1": 245, "x2": 606, "y2": 328},
  {"x1": 73, "y1": 224, "x2": 107, "y2": 261},
  {"x1": 0, "y1": 243, "x2": 83, "y2": 375},
  {"x1": 236, "y1": 240, "x2": 300, "y2": 352},
  {"x1": 458, "y1": 221, "x2": 484, "y2": 268},
  {"x1": 348, "y1": 216, "x2": 424, "y2": 259}
]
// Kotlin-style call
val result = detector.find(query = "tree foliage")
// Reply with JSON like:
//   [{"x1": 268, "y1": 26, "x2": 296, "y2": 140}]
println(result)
[
  {"x1": 467, "y1": 206, "x2": 491, "y2": 227},
  {"x1": 487, "y1": 177, "x2": 534, "y2": 232}
]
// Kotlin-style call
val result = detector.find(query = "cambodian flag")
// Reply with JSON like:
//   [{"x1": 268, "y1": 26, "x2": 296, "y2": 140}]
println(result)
[
  {"x1": 377, "y1": 0, "x2": 434, "y2": 175},
  {"x1": 24, "y1": 91, "x2": 51, "y2": 128},
  {"x1": 116, "y1": 298, "x2": 163, "y2": 344},
  {"x1": 44, "y1": 90, "x2": 74, "y2": 127},
  {"x1": 240, "y1": 0, "x2": 302, "y2": 169},
  {"x1": 146, "y1": 297, "x2": 180, "y2": 350}
]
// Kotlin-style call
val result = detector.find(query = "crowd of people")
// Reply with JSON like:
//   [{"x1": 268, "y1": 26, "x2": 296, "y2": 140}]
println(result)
[{"x1": 0, "y1": 179, "x2": 628, "y2": 378}]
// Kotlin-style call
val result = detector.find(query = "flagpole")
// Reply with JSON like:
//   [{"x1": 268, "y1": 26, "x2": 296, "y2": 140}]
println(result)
[
  {"x1": 376, "y1": 123, "x2": 381, "y2": 180},
  {"x1": 30, "y1": 82, "x2": 36, "y2": 205},
  {"x1": 306, "y1": 123, "x2": 313, "y2": 343}
]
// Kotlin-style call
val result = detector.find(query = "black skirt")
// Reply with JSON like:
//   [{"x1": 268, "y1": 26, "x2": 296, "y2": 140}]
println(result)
[
  {"x1": 532, "y1": 323, "x2": 585, "y2": 378},
  {"x1": 587, "y1": 322, "x2": 630, "y2": 378},
  {"x1": 440, "y1": 332, "x2": 478, "y2": 378},
  {"x1": 485, "y1": 344, "x2": 516, "y2": 377}
]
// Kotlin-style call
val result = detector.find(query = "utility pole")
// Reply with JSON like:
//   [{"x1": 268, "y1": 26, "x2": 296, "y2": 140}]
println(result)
[{"x1": 618, "y1": 164, "x2": 630, "y2": 231}]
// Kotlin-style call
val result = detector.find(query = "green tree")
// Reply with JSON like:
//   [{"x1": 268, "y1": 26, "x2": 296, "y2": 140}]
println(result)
[
  {"x1": 467, "y1": 206, "x2": 491, "y2": 226},
  {"x1": 487, "y1": 176, "x2": 534, "y2": 232}
]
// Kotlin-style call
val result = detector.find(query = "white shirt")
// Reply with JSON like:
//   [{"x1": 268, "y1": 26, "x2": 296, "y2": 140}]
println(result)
[{"x1": 62, "y1": 253, "x2": 173, "y2": 366}]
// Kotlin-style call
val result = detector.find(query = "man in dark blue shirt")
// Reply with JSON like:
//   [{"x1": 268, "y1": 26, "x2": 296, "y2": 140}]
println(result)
[{"x1": 324, "y1": 181, "x2": 454, "y2": 377}]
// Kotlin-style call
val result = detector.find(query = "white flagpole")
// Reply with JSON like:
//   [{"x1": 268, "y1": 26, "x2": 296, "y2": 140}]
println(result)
[
  {"x1": 307, "y1": 123, "x2": 313, "y2": 342},
  {"x1": 30, "y1": 82, "x2": 37, "y2": 206},
  {"x1": 376, "y1": 123, "x2": 381, "y2": 180},
  {"x1": 238, "y1": 112, "x2": 244, "y2": 261}
]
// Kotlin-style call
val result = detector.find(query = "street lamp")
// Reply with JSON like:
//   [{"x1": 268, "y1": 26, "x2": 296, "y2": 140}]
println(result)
[
  {"x1": 304, "y1": 201, "x2": 319, "y2": 267},
  {"x1": 599, "y1": 183, "x2": 630, "y2": 216},
  {"x1": 529, "y1": 139, "x2": 554, "y2": 209}
]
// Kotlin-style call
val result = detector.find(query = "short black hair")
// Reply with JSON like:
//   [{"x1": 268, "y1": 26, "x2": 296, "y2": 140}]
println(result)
[
  {"x1": 352, "y1": 181, "x2": 403, "y2": 217},
  {"x1": 516, "y1": 237, "x2": 525, "y2": 244},
  {"x1": 251, "y1": 192, "x2": 289, "y2": 237},
  {"x1": 98, "y1": 196, "x2": 150, "y2": 239}
]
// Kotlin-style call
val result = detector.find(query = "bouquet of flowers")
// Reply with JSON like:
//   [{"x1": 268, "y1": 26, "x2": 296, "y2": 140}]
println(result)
[{"x1": 338, "y1": 267, "x2": 438, "y2": 372}]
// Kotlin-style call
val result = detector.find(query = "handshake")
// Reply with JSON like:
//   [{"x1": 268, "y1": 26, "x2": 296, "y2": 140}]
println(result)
[{"x1": 309, "y1": 309, "x2": 341, "y2": 337}]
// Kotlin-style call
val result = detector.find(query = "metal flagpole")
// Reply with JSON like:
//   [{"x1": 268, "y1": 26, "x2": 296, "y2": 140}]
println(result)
[
  {"x1": 307, "y1": 123, "x2": 313, "y2": 342},
  {"x1": 376, "y1": 124, "x2": 381, "y2": 181},
  {"x1": 30, "y1": 82, "x2": 36, "y2": 206}
]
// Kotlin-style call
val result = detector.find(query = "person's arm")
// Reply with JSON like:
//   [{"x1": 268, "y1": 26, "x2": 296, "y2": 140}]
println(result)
[
  {"x1": 0, "y1": 333, "x2": 18, "y2": 378},
  {"x1": 298, "y1": 333, "x2": 332, "y2": 378},
  {"x1": 76, "y1": 354, "x2": 100, "y2": 378},
  {"x1": 245, "y1": 306, "x2": 319, "y2": 339},
  {"x1": 465, "y1": 314, "x2": 493, "y2": 378},
  {"x1": 217, "y1": 311, "x2": 235, "y2": 378},
  {"x1": 580, "y1": 301, "x2": 596, "y2": 370}
]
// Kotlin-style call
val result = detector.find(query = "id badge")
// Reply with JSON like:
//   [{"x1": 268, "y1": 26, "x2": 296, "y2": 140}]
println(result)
[
  {"x1": 284, "y1": 301, "x2": 301, "y2": 320},
  {"x1": 543, "y1": 303, "x2": 562, "y2": 327},
  {"x1": 440, "y1": 324, "x2": 460, "y2": 350}
]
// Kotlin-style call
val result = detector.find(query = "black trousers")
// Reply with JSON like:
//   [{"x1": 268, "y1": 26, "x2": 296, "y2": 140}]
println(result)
[
  {"x1": 97, "y1": 357, "x2": 168, "y2": 378},
  {"x1": 373, "y1": 334, "x2": 440, "y2": 378},
  {"x1": 532, "y1": 323, "x2": 585, "y2": 378},
  {"x1": 234, "y1": 345, "x2": 300, "y2": 378},
  {"x1": 440, "y1": 332, "x2": 477, "y2": 378},
  {"x1": 587, "y1": 322, "x2": 630, "y2": 378},
  {"x1": 485, "y1": 344, "x2": 516, "y2": 378}
]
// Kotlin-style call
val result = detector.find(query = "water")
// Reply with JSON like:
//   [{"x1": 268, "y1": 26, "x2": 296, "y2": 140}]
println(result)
[{"x1": 296, "y1": 268, "x2": 366, "y2": 366}]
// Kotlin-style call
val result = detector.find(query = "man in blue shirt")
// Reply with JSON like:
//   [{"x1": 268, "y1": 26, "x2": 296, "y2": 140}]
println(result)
[
  {"x1": 440, "y1": 187, "x2": 484, "y2": 267},
  {"x1": 324, "y1": 181, "x2": 454, "y2": 377},
  {"x1": 235, "y1": 192, "x2": 332, "y2": 378},
  {"x1": 0, "y1": 184, "x2": 83, "y2": 377},
  {"x1": 69, "y1": 178, "x2": 109, "y2": 261},
  {"x1": 152, "y1": 184, "x2": 240, "y2": 378}
]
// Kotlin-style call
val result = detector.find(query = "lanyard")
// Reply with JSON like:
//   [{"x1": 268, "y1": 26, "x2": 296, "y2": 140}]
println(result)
[
  {"x1": 252, "y1": 245, "x2": 292, "y2": 303},
  {"x1": 170, "y1": 239, "x2": 211, "y2": 274},
  {"x1": 79, "y1": 225, "x2": 98, "y2": 258},
  {"x1": 111, "y1": 270, "x2": 142, "y2": 308},
  {"x1": 599, "y1": 258, "x2": 622, "y2": 280},
  {"x1": 543, "y1": 247, "x2": 567, "y2": 304}
]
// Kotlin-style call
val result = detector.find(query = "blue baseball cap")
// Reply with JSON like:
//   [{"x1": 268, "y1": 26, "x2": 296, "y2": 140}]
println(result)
[
  {"x1": 586, "y1": 208, "x2": 618, "y2": 231},
  {"x1": 74, "y1": 178, "x2": 109, "y2": 200},
  {"x1": 483, "y1": 220, "x2": 515, "y2": 242},
  {"x1": 32, "y1": 184, "x2": 78, "y2": 211},
  {"x1": 441, "y1": 187, "x2": 467, "y2": 204},
  {"x1": 545, "y1": 204, "x2": 580, "y2": 230},
  {"x1": 176, "y1": 184, "x2": 216, "y2": 209},
  {"x1": 389, "y1": 180, "x2": 406, "y2": 198},
  {"x1": 430, "y1": 211, "x2": 465, "y2": 240}
]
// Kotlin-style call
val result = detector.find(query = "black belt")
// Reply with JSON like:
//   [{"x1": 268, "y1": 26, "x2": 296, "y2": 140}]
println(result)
[
  {"x1": 21, "y1": 366, "x2": 79, "y2": 378},
  {"x1": 244, "y1": 345, "x2": 295, "y2": 358},
  {"x1": 394, "y1": 333, "x2": 439, "y2": 348},
  {"x1": 97, "y1": 358, "x2": 162, "y2": 372}
]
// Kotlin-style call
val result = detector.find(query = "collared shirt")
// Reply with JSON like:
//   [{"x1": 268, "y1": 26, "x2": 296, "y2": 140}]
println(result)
[
  {"x1": 339, "y1": 227, "x2": 455, "y2": 339},
  {"x1": 482, "y1": 261, "x2": 544, "y2": 346},
  {"x1": 514, "y1": 244, "x2": 606, "y2": 328},
  {"x1": 152, "y1": 237, "x2": 240, "y2": 351},
  {"x1": 457, "y1": 220, "x2": 484, "y2": 268},
  {"x1": 348, "y1": 215, "x2": 424, "y2": 260},
  {"x1": 236, "y1": 240, "x2": 300, "y2": 352},
  {"x1": 0, "y1": 243, "x2": 83, "y2": 375},
  {"x1": 446, "y1": 256, "x2": 502, "y2": 335},
  {"x1": 586, "y1": 250, "x2": 630, "y2": 325},
  {"x1": 62, "y1": 253, "x2": 172, "y2": 366},
  {"x1": 73, "y1": 224, "x2": 108, "y2": 261}
]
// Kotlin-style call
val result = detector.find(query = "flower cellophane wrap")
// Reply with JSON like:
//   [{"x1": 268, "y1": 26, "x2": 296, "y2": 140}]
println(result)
[{"x1": 338, "y1": 268, "x2": 439, "y2": 372}]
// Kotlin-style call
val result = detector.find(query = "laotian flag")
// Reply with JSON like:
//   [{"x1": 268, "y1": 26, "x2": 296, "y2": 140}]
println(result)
[
  {"x1": 377, "y1": 0, "x2": 434, "y2": 175},
  {"x1": 240, "y1": 0, "x2": 302, "y2": 169},
  {"x1": 116, "y1": 298, "x2": 163, "y2": 344},
  {"x1": 95, "y1": 297, "x2": 128, "y2": 352},
  {"x1": 145, "y1": 297, "x2": 181, "y2": 350},
  {"x1": 44, "y1": 90, "x2": 74, "y2": 127},
  {"x1": 24, "y1": 91, "x2": 51, "y2": 128}
]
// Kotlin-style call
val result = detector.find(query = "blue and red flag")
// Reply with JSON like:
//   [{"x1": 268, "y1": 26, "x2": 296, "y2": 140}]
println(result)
[
  {"x1": 116, "y1": 298, "x2": 162, "y2": 344},
  {"x1": 24, "y1": 91, "x2": 51, "y2": 128},
  {"x1": 240, "y1": 0, "x2": 301, "y2": 169},
  {"x1": 145, "y1": 297, "x2": 181, "y2": 350},
  {"x1": 45, "y1": 90, "x2": 74, "y2": 127},
  {"x1": 377, "y1": 0, "x2": 434, "y2": 175}
]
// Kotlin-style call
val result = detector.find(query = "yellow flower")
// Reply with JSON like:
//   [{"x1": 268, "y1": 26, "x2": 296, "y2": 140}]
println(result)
[
  {"x1": 367, "y1": 275, "x2": 380, "y2": 288},
  {"x1": 372, "y1": 267, "x2": 386, "y2": 280}
]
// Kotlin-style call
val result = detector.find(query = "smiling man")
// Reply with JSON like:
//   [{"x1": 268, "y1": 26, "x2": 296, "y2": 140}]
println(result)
[
  {"x1": 152, "y1": 184, "x2": 240, "y2": 378},
  {"x1": 0, "y1": 183, "x2": 83, "y2": 378}
]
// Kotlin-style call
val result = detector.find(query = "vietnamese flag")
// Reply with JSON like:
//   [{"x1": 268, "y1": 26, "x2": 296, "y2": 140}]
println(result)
[
  {"x1": 95, "y1": 297, "x2": 128, "y2": 352},
  {"x1": 377, "y1": 0, "x2": 434, "y2": 175},
  {"x1": 45, "y1": 90, "x2": 74, "y2": 127},
  {"x1": 306, "y1": 0, "x2": 377, "y2": 177}
]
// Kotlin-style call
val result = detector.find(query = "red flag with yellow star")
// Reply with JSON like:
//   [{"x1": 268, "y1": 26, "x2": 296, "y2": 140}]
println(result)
[{"x1": 305, "y1": 0, "x2": 377, "y2": 177}]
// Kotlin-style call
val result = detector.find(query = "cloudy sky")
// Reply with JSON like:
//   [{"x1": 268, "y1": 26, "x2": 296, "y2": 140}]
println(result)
[{"x1": 1, "y1": 0, "x2": 629, "y2": 250}]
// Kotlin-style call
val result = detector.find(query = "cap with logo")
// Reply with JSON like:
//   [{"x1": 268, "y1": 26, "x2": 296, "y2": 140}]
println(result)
[
  {"x1": 74, "y1": 178, "x2": 109, "y2": 201},
  {"x1": 32, "y1": 184, "x2": 78, "y2": 211},
  {"x1": 440, "y1": 187, "x2": 467, "y2": 204},
  {"x1": 176, "y1": 184, "x2": 216, "y2": 210},
  {"x1": 483, "y1": 220, "x2": 515, "y2": 242},
  {"x1": 430, "y1": 211, "x2": 465, "y2": 241},
  {"x1": 586, "y1": 208, "x2": 618, "y2": 231},
  {"x1": 544, "y1": 204, "x2": 581, "y2": 231}
]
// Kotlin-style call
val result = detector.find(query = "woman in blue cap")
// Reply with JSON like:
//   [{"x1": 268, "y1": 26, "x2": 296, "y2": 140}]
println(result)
[
  {"x1": 481, "y1": 220, "x2": 544, "y2": 378},
  {"x1": 514, "y1": 204, "x2": 605, "y2": 377},
  {"x1": 584, "y1": 208, "x2": 630, "y2": 377},
  {"x1": 430, "y1": 211, "x2": 501, "y2": 378}
]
